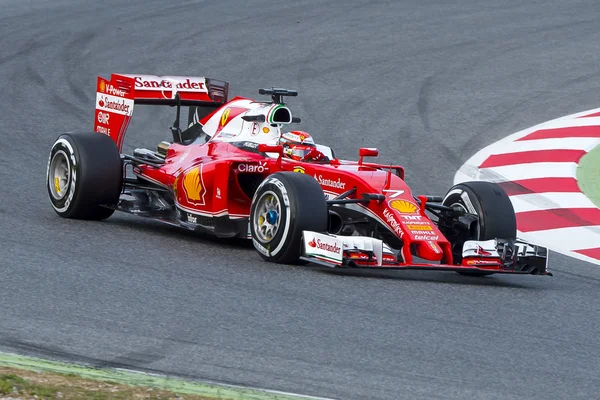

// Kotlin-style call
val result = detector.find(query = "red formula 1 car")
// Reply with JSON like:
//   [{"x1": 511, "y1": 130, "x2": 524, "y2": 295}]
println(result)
[{"x1": 46, "y1": 73, "x2": 550, "y2": 277}]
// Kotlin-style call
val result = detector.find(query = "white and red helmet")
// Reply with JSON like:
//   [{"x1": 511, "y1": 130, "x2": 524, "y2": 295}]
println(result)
[{"x1": 280, "y1": 130, "x2": 318, "y2": 161}]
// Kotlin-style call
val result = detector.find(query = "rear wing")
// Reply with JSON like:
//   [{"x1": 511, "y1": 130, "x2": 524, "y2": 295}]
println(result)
[{"x1": 94, "y1": 73, "x2": 229, "y2": 149}]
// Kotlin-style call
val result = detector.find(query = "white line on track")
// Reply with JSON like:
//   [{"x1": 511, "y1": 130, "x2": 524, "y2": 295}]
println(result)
[
  {"x1": 510, "y1": 192, "x2": 597, "y2": 213},
  {"x1": 470, "y1": 162, "x2": 578, "y2": 182}
]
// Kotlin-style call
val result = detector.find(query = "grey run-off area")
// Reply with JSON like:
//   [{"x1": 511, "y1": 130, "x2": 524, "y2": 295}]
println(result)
[{"x1": 1, "y1": 1, "x2": 600, "y2": 399}]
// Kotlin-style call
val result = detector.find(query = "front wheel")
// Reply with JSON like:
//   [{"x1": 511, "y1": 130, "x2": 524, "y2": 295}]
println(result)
[
  {"x1": 441, "y1": 181, "x2": 517, "y2": 276},
  {"x1": 250, "y1": 172, "x2": 328, "y2": 264}
]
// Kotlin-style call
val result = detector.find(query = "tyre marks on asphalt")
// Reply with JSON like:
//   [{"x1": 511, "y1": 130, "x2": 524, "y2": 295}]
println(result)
[{"x1": 455, "y1": 108, "x2": 600, "y2": 265}]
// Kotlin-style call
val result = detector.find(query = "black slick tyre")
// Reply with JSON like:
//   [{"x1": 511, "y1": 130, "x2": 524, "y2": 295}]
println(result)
[
  {"x1": 46, "y1": 132, "x2": 122, "y2": 220},
  {"x1": 250, "y1": 172, "x2": 328, "y2": 264},
  {"x1": 442, "y1": 181, "x2": 517, "y2": 276}
]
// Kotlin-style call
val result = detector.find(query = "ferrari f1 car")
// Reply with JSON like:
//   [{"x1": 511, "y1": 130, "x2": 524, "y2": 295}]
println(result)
[{"x1": 46, "y1": 73, "x2": 550, "y2": 276}]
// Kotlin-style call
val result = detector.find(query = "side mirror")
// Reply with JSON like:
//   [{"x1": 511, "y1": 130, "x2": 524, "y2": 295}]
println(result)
[
  {"x1": 258, "y1": 144, "x2": 284, "y2": 167},
  {"x1": 358, "y1": 147, "x2": 378, "y2": 165}
]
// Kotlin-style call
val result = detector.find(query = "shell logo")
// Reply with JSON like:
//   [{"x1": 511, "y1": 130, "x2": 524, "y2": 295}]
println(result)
[
  {"x1": 389, "y1": 199, "x2": 418, "y2": 214},
  {"x1": 220, "y1": 108, "x2": 230, "y2": 126},
  {"x1": 172, "y1": 175, "x2": 179, "y2": 195},
  {"x1": 183, "y1": 166, "x2": 204, "y2": 204},
  {"x1": 99, "y1": 80, "x2": 106, "y2": 92}
]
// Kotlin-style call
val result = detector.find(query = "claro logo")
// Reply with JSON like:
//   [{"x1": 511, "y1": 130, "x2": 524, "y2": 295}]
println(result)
[{"x1": 238, "y1": 162, "x2": 268, "y2": 173}]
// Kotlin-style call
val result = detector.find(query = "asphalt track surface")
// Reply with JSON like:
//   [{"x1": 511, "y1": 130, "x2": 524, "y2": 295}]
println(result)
[{"x1": 2, "y1": 1, "x2": 600, "y2": 399}]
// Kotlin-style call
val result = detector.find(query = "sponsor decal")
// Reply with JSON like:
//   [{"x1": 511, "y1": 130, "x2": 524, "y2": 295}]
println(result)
[
  {"x1": 96, "y1": 93, "x2": 133, "y2": 115},
  {"x1": 293, "y1": 166, "x2": 305, "y2": 173},
  {"x1": 97, "y1": 112, "x2": 110, "y2": 125},
  {"x1": 427, "y1": 241, "x2": 442, "y2": 254},
  {"x1": 99, "y1": 80, "x2": 106, "y2": 92},
  {"x1": 476, "y1": 245, "x2": 492, "y2": 256},
  {"x1": 315, "y1": 174, "x2": 346, "y2": 189},
  {"x1": 389, "y1": 199, "x2": 419, "y2": 214},
  {"x1": 253, "y1": 239, "x2": 270, "y2": 257},
  {"x1": 414, "y1": 234, "x2": 439, "y2": 241},
  {"x1": 216, "y1": 187, "x2": 222, "y2": 199},
  {"x1": 243, "y1": 141, "x2": 259, "y2": 149},
  {"x1": 182, "y1": 165, "x2": 206, "y2": 205},
  {"x1": 133, "y1": 76, "x2": 206, "y2": 91},
  {"x1": 238, "y1": 161, "x2": 269, "y2": 173},
  {"x1": 262, "y1": 127, "x2": 270, "y2": 134},
  {"x1": 218, "y1": 131, "x2": 239, "y2": 139},
  {"x1": 96, "y1": 126, "x2": 110, "y2": 135},
  {"x1": 383, "y1": 253, "x2": 397, "y2": 262},
  {"x1": 187, "y1": 214, "x2": 197, "y2": 224},
  {"x1": 349, "y1": 252, "x2": 369, "y2": 260},
  {"x1": 251, "y1": 122, "x2": 259, "y2": 136},
  {"x1": 465, "y1": 259, "x2": 499, "y2": 266},
  {"x1": 220, "y1": 108, "x2": 231, "y2": 127},
  {"x1": 172, "y1": 175, "x2": 179, "y2": 196},
  {"x1": 304, "y1": 232, "x2": 343, "y2": 263},
  {"x1": 214, "y1": 106, "x2": 248, "y2": 135},
  {"x1": 106, "y1": 84, "x2": 126, "y2": 97},
  {"x1": 401, "y1": 215, "x2": 422, "y2": 221},
  {"x1": 382, "y1": 208, "x2": 403, "y2": 237},
  {"x1": 309, "y1": 238, "x2": 341, "y2": 254},
  {"x1": 383, "y1": 189, "x2": 405, "y2": 198},
  {"x1": 406, "y1": 224, "x2": 433, "y2": 231}
]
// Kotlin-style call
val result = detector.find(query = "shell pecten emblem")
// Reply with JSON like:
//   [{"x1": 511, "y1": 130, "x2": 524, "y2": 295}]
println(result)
[
  {"x1": 389, "y1": 199, "x2": 419, "y2": 214},
  {"x1": 99, "y1": 80, "x2": 106, "y2": 92},
  {"x1": 182, "y1": 166, "x2": 205, "y2": 205}
]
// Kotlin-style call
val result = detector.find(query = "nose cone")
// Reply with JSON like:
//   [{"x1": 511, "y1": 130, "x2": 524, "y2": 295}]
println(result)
[{"x1": 416, "y1": 241, "x2": 444, "y2": 262}]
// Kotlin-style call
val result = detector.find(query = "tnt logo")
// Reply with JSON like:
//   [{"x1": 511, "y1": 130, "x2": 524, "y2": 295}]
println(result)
[{"x1": 97, "y1": 112, "x2": 110, "y2": 125}]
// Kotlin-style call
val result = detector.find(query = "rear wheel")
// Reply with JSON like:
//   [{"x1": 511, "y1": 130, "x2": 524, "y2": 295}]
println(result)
[
  {"x1": 250, "y1": 172, "x2": 328, "y2": 264},
  {"x1": 47, "y1": 132, "x2": 122, "y2": 220},
  {"x1": 441, "y1": 181, "x2": 517, "y2": 276}
]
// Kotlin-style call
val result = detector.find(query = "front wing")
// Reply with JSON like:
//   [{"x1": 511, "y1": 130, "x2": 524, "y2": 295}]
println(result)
[{"x1": 300, "y1": 231, "x2": 551, "y2": 276}]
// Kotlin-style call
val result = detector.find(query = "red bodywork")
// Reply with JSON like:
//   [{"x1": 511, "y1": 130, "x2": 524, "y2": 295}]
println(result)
[
  {"x1": 138, "y1": 141, "x2": 453, "y2": 265},
  {"x1": 92, "y1": 73, "x2": 543, "y2": 274}
]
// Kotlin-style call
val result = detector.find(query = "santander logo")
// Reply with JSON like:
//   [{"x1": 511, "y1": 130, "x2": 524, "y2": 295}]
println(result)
[
  {"x1": 313, "y1": 238, "x2": 341, "y2": 254},
  {"x1": 133, "y1": 76, "x2": 206, "y2": 91}
]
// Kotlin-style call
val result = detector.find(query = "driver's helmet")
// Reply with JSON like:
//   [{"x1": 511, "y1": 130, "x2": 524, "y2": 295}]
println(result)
[{"x1": 280, "y1": 131, "x2": 317, "y2": 161}]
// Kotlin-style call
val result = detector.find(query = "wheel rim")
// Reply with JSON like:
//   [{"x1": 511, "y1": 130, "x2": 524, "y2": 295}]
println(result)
[
  {"x1": 49, "y1": 150, "x2": 71, "y2": 200},
  {"x1": 253, "y1": 191, "x2": 282, "y2": 243}
]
